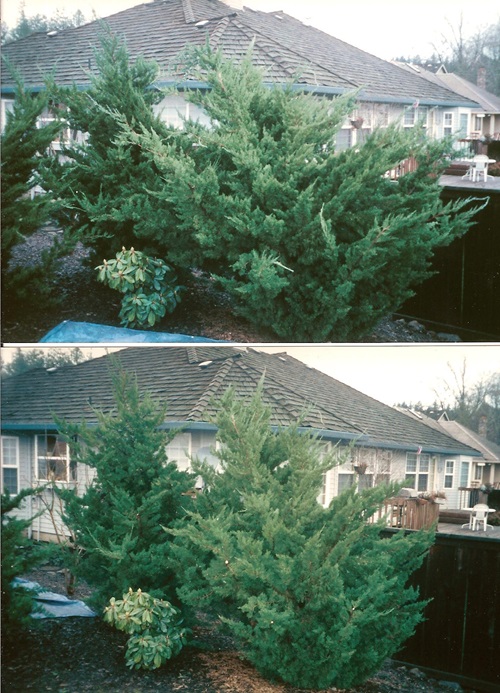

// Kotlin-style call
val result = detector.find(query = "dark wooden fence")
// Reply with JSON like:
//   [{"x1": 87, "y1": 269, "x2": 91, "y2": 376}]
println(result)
[
  {"x1": 402, "y1": 187, "x2": 500, "y2": 339},
  {"x1": 390, "y1": 531, "x2": 500, "y2": 691}
]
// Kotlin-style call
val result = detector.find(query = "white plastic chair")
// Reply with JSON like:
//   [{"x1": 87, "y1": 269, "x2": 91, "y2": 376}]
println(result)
[
  {"x1": 471, "y1": 503, "x2": 492, "y2": 531},
  {"x1": 471, "y1": 155, "x2": 490, "y2": 182}
]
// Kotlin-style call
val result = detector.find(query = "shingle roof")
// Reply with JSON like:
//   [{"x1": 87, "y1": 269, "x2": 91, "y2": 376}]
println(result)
[
  {"x1": 395, "y1": 63, "x2": 500, "y2": 113},
  {"x1": 397, "y1": 408, "x2": 500, "y2": 463},
  {"x1": 1, "y1": 346, "x2": 480, "y2": 456},
  {"x1": 1, "y1": 0, "x2": 477, "y2": 107}
]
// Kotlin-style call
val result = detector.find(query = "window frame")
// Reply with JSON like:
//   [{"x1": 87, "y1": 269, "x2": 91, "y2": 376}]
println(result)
[
  {"x1": 443, "y1": 112, "x2": 453, "y2": 136},
  {"x1": 444, "y1": 459, "x2": 455, "y2": 489},
  {"x1": 406, "y1": 452, "x2": 430, "y2": 492},
  {"x1": 1, "y1": 436, "x2": 20, "y2": 494},
  {"x1": 165, "y1": 432, "x2": 192, "y2": 472},
  {"x1": 338, "y1": 472, "x2": 354, "y2": 494},
  {"x1": 35, "y1": 434, "x2": 75, "y2": 483}
]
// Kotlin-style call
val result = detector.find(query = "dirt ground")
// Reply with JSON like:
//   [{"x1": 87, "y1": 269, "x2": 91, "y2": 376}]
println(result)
[
  {"x1": 2, "y1": 227, "x2": 460, "y2": 344},
  {"x1": 1, "y1": 563, "x2": 472, "y2": 693}
]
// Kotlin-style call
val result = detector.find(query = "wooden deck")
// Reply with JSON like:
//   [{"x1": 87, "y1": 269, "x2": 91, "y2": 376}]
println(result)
[
  {"x1": 438, "y1": 521, "x2": 500, "y2": 538},
  {"x1": 439, "y1": 174, "x2": 500, "y2": 192}
]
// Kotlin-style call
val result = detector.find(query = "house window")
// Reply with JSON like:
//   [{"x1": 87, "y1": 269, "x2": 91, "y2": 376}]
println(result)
[
  {"x1": 459, "y1": 461, "x2": 470, "y2": 487},
  {"x1": 375, "y1": 104, "x2": 389, "y2": 128},
  {"x1": 404, "y1": 109, "x2": 415, "y2": 127},
  {"x1": 444, "y1": 460, "x2": 454, "y2": 489},
  {"x1": 357, "y1": 474, "x2": 373, "y2": 491},
  {"x1": 1, "y1": 98, "x2": 15, "y2": 133},
  {"x1": 406, "y1": 452, "x2": 430, "y2": 492},
  {"x1": 1, "y1": 436, "x2": 19, "y2": 494},
  {"x1": 473, "y1": 115, "x2": 483, "y2": 132},
  {"x1": 36, "y1": 434, "x2": 75, "y2": 482},
  {"x1": 473, "y1": 464, "x2": 483, "y2": 482},
  {"x1": 404, "y1": 106, "x2": 428, "y2": 128},
  {"x1": 338, "y1": 473, "x2": 354, "y2": 493},
  {"x1": 443, "y1": 112, "x2": 453, "y2": 136},
  {"x1": 335, "y1": 128, "x2": 352, "y2": 151},
  {"x1": 154, "y1": 95, "x2": 211, "y2": 130},
  {"x1": 459, "y1": 113, "x2": 468, "y2": 136},
  {"x1": 38, "y1": 104, "x2": 70, "y2": 150},
  {"x1": 319, "y1": 472, "x2": 328, "y2": 506},
  {"x1": 375, "y1": 473, "x2": 391, "y2": 486},
  {"x1": 166, "y1": 432, "x2": 191, "y2": 472}
]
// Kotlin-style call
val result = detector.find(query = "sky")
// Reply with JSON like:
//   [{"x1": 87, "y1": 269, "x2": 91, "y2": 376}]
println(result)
[
  {"x1": 1, "y1": 343, "x2": 499, "y2": 407},
  {"x1": 2, "y1": 0, "x2": 499, "y2": 61}
]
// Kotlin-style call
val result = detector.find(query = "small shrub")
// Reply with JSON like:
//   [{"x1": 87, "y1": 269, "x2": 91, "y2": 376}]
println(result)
[
  {"x1": 96, "y1": 247, "x2": 183, "y2": 328},
  {"x1": 104, "y1": 588, "x2": 189, "y2": 670}
]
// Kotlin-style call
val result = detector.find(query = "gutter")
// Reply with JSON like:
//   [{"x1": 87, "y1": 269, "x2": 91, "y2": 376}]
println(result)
[
  {"x1": 2, "y1": 421, "x2": 480, "y2": 457},
  {"x1": 1, "y1": 79, "x2": 479, "y2": 109}
]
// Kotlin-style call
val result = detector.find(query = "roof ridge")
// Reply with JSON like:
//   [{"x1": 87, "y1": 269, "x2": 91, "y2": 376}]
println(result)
[
  {"x1": 238, "y1": 355, "x2": 366, "y2": 434},
  {"x1": 182, "y1": 0, "x2": 196, "y2": 23},
  {"x1": 209, "y1": 16, "x2": 231, "y2": 50},
  {"x1": 187, "y1": 356, "x2": 235, "y2": 419},
  {"x1": 232, "y1": 13, "x2": 357, "y2": 89}
]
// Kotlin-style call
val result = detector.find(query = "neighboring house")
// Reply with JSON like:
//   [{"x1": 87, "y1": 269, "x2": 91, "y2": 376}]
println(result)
[
  {"x1": 1, "y1": 346, "x2": 481, "y2": 539},
  {"x1": 396, "y1": 407, "x2": 500, "y2": 508},
  {"x1": 1, "y1": 0, "x2": 480, "y2": 149},
  {"x1": 395, "y1": 62, "x2": 500, "y2": 145}
]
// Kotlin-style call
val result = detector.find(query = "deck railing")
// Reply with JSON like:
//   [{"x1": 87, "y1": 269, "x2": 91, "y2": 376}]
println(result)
[
  {"x1": 372, "y1": 496, "x2": 440, "y2": 530},
  {"x1": 385, "y1": 156, "x2": 418, "y2": 180}
]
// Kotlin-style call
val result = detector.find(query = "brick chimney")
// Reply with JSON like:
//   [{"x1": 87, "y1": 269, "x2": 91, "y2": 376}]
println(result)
[{"x1": 477, "y1": 66, "x2": 486, "y2": 90}]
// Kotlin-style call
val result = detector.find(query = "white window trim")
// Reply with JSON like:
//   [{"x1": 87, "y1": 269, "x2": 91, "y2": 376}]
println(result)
[
  {"x1": 443, "y1": 111, "x2": 454, "y2": 136},
  {"x1": 406, "y1": 452, "x2": 430, "y2": 492},
  {"x1": 35, "y1": 434, "x2": 74, "y2": 484},
  {"x1": 166, "y1": 432, "x2": 192, "y2": 471},
  {"x1": 1, "y1": 436, "x2": 20, "y2": 494},
  {"x1": 444, "y1": 459, "x2": 455, "y2": 489}
]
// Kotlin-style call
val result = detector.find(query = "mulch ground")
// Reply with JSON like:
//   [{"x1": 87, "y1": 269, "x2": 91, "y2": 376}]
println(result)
[
  {"x1": 1, "y1": 564, "x2": 471, "y2": 693},
  {"x1": 2, "y1": 226, "x2": 459, "y2": 344}
]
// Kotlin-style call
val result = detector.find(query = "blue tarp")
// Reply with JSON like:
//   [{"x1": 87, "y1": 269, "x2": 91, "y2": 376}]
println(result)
[
  {"x1": 40, "y1": 320, "x2": 226, "y2": 343},
  {"x1": 13, "y1": 578, "x2": 96, "y2": 619}
]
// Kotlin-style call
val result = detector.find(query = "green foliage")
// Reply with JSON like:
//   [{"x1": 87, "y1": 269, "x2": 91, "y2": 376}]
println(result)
[
  {"x1": 96, "y1": 247, "x2": 183, "y2": 328},
  {"x1": 1, "y1": 347, "x2": 86, "y2": 378},
  {"x1": 56, "y1": 366, "x2": 195, "y2": 609},
  {"x1": 0, "y1": 73, "x2": 62, "y2": 260},
  {"x1": 47, "y1": 37, "x2": 482, "y2": 340},
  {"x1": 114, "y1": 46, "x2": 482, "y2": 340},
  {"x1": 104, "y1": 588, "x2": 189, "y2": 670},
  {"x1": 1, "y1": 72, "x2": 62, "y2": 262},
  {"x1": 1, "y1": 489, "x2": 45, "y2": 636},
  {"x1": 46, "y1": 28, "x2": 174, "y2": 261},
  {"x1": 0, "y1": 71, "x2": 66, "y2": 314},
  {"x1": 171, "y1": 384, "x2": 435, "y2": 690}
]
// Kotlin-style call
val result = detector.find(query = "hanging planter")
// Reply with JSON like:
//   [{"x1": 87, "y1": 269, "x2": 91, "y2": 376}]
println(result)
[{"x1": 353, "y1": 462, "x2": 368, "y2": 475}]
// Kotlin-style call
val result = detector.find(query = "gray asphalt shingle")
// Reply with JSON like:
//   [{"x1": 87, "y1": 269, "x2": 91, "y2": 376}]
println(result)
[
  {"x1": 1, "y1": 346, "x2": 480, "y2": 456},
  {"x1": 1, "y1": 0, "x2": 477, "y2": 107}
]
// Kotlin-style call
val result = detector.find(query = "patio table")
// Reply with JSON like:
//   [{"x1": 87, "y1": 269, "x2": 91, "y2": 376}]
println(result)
[{"x1": 461, "y1": 507, "x2": 495, "y2": 530}]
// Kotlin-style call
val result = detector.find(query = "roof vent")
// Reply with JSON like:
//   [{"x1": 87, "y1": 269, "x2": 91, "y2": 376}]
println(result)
[
  {"x1": 195, "y1": 20, "x2": 209, "y2": 27},
  {"x1": 47, "y1": 30, "x2": 58, "y2": 37},
  {"x1": 198, "y1": 360, "x2": 213, "y2": 368},
  {"x1": 46, "y1": 367, "x2": 58, "y2": 373},
  {"x1": 274, "y1": 14, "x2": 283, "y2": 20}
]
